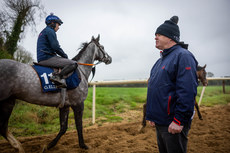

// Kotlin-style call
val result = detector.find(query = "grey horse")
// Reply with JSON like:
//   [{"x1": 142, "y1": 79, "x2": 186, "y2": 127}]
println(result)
[{"x1": 0, "y1": 35, "x2": 112, "y2": 153}]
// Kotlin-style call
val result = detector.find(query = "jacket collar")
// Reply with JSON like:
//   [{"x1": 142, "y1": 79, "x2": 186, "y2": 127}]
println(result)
[
  {"x1": 161, "y1": 44, "x2": 179, "y2": 57},
  {"x1": 46, "y1": 25, "x2": 55, "y2": 31}
]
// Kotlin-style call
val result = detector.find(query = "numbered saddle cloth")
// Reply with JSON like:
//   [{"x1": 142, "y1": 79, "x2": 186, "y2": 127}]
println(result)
[{"x1": 32, "y1": 65, "x2": 81, "y2": 92}]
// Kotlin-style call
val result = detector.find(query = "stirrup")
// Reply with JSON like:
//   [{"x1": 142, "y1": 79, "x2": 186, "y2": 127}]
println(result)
[{"x1": 50, "y1": 76, "x2": 67, "y2": 88}]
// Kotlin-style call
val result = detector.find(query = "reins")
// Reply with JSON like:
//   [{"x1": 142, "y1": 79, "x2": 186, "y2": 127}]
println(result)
[
  {"x1": 77, "y1": 62, "x2": 94, "y2": 66},
  {"x1": 77, "y1": 61, "x2": 102, "y2": 66}
]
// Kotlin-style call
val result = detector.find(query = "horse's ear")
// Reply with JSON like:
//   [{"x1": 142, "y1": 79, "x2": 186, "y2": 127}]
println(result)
[
  {"x1": 203, "y1": 64, "x2": 206, "y2": 69},
  {"x1": 95, "y1": 34, "x2": 100, "y2": 42},
  {"x1": 91, "y1": 36, "x2": 95, "y2": 41}
]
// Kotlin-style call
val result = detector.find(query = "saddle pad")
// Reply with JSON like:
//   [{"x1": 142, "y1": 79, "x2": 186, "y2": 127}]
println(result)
[{"x1": 32, "y1": 65, "x2": 81, "y2": 92}]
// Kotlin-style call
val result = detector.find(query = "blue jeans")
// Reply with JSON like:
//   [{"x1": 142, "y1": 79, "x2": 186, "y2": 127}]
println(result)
[{"x1": 155, "y1": 123, "x2": 190, "y2": 153}]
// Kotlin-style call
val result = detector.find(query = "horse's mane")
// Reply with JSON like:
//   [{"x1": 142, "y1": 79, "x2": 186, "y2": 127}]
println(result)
[{"x1": 72, "y1": 42, "x2": 89, "y2": 61}]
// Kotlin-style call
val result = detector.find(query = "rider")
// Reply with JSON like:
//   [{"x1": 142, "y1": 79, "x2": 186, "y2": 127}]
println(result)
[{"x1": 37, "y1": 13, "x2": 78, "y2": 88}]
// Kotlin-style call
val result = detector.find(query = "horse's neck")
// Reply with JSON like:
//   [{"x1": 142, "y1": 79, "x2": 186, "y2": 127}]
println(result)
[
  {"x1": 76, "y1": 44, "x2": 96, "y2": 80},
  {"x1": 197, "y1": 71, "x2": 201, "y2": 82}
]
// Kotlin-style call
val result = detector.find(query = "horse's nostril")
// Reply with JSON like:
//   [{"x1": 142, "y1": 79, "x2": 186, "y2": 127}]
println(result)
[{"x1": 105, "y1": 57, "x2": 112, "y2": 64}]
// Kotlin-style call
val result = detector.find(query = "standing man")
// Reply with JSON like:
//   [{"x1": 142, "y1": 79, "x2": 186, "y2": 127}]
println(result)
[
  {"x1": 37, "y1": 13, "x2": 78, "y2": 88},
  {"x1": 146, "y1": 16, "x2": 198, "y2": 153}
]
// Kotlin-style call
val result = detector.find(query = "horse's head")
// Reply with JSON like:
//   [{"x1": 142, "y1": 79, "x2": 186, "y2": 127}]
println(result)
[
  {"x1": 72, "y1": 35, "x2": 112, "y2": 66},
  {"x1": 91, "y1": 35, "x2": 112, "y2": 65},
  {"x1": 197, "y1": 64, "x2": 208, "y2": 86}
]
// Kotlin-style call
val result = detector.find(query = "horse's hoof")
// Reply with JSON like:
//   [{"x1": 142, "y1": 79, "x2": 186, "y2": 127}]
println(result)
[
  {"x1": 138, "y1": 126, "x2": 146, "y2": 133},
  {"x1": 80, "y1": 144, "x2": 89, "y2": 150},
  {"x1": 138, "y1": 124, "x2": 146, "y2": 133}
]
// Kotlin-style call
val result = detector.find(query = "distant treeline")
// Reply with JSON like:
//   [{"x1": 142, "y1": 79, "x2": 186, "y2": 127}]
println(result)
[{"x1": 207, "y1": 80, "x2": 230, "y2": 86}]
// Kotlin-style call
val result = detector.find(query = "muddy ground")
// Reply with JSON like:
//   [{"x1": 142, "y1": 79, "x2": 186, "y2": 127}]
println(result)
[{"x1": 0, "y1": 104, "x2": 230, "y2": 153}]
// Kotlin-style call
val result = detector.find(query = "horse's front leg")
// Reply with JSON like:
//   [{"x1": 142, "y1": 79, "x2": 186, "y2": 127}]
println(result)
[
  {"x1": 71, "y1": 103, "x2": 88, "y2": 149},
  {"x1": 142, "y1": 103, "x2": 147, "y2": 127},
  {"x1": 195, "y1": 100, "x2": 203, "y2": 120},
  {"x1": 139, "y1": 103, "x2": 147, "y2": 133},
  {"x1": 42, "y1": 106, "x2": 69, "y2": 152}
]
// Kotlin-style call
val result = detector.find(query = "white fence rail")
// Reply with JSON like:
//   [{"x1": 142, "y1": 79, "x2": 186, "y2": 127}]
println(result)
[{"x1": 88, "y1": 77, "x2": 230, "y2": 124}]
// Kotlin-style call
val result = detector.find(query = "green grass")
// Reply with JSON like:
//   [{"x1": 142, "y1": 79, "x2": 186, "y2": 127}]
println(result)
[
  {"x1": 196, "y1": 86, "x2": 230, "y2": 106},
  {"x1": 84, "y1": 87, "x2": 147, "y2": 118},
  {"x1": 4, "y1": 86, "x2": 230, "y2": 137},
  {"x1": 9, "y1": 103, "x2": 60, "y2": 136}
]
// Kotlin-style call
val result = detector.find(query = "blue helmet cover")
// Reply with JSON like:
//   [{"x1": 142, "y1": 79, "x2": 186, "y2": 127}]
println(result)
[{"x1": 45, "y1": 13, "x2": 63, "y2": 25}]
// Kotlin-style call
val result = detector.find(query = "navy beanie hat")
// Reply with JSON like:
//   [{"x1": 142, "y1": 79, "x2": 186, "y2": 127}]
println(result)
[{"x1": 155, "y1": 16, "x2": 180, "y2": 43}]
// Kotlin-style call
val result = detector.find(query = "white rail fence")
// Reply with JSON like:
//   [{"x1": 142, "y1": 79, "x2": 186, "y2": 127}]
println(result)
[{"x1": 88, "y1": 77, "x2": 230, "y2": 124}]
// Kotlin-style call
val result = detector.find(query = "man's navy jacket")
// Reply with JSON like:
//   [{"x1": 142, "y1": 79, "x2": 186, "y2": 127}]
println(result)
[
  {"x1": 37, "y1": 26, "x2": 68, "y2": 62},
  {"x1": 146, "y1": 45, "x2": 198, "y2": 126}
]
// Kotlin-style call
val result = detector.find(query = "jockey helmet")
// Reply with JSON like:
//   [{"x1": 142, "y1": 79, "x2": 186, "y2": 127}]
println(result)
[{"x1": 45, "y1": 13, "x2": 63, "y2": 25}]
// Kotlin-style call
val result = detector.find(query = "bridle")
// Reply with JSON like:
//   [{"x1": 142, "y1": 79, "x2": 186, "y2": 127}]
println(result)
[
  {"x1": 77, "y1": 40, "x2": 109, "y2": 81},
  {"x1": 77, "y1": 40, "x2": 108, "y2": 67}
]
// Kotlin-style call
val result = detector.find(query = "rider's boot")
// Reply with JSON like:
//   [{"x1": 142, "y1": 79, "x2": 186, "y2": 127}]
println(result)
[{"x1": 50, "y1": 63, "x2": 78, "y2": 88}]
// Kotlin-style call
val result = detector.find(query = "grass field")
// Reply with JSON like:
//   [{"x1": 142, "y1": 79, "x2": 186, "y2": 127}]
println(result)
[{"x1": 6, "y1": 85, "x2": 230, "y2": 137}]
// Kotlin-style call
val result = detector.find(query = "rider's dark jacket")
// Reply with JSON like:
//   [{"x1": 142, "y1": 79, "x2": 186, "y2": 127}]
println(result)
[
  {"x1": 37, "y1": 26, "x2": 68, "y2": 62},
  {"x1": 146, "y1": 45, "x2": 198, "y2": 126}
]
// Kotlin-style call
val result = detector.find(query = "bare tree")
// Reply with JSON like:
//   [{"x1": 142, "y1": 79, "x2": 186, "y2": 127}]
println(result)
[
  {"x1": 14, "y1": 46, "x2": 34, "y2": 64},
  {"x1": 207, "y1": 72, "x2": 214, "y2": 77},
  {"x1": 0, "y1": 0, "x2": 45, "y2": 56}
]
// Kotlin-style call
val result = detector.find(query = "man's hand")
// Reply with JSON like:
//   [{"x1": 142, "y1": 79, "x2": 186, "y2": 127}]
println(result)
[
  {"x1": 148, "y1": 121, "x2": 155, "y2": 127},
  {"x1": 168, "y1": 121, "x2": 183, "y2": 134}
]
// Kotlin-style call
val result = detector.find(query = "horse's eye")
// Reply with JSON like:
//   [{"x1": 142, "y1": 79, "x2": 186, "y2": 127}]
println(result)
[{"x1": 100, "y1": 46, "x2": 104, "y2": 50}]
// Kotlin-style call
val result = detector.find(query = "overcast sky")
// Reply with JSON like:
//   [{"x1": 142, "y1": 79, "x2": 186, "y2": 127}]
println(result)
[{"x1": 18, "y1": 0, "x2": 230, "y2": 81}]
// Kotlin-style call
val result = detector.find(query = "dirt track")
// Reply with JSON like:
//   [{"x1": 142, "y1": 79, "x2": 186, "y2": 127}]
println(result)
[{"x1": 1, "y1": 104, "x2": 230, "y2": 153}]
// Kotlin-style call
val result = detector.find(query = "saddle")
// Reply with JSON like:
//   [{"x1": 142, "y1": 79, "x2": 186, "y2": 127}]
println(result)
[{"x1": 32, "y1": 62, "x2": 81, "y2": 108}]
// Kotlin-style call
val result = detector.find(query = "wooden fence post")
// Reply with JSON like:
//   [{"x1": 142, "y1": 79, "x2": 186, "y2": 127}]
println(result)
[{"x1": 198, "y1": 86, "x2": 206, "y2": 106}]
